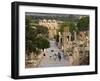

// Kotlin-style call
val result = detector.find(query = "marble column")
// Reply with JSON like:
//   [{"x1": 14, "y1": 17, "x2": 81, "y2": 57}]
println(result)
[
  {"x1": 74, "y1": 31, "x2": 77, "y2": 41},
  {"x1": 69, "y1": 32, "x2": 71, "y2": 41},
  {"x1": 63, "y1": 32, "x2": 68, "y2": 54}
]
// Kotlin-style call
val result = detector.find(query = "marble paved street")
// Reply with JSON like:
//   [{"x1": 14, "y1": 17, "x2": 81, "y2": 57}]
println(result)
[{"x1": 38, "y1": 40, "x2": 70, "y2": 67}]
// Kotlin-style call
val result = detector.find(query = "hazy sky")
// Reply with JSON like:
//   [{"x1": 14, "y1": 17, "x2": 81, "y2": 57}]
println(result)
[{"x1": 25, "y1": 12, "x2": 88, "y2": 17}]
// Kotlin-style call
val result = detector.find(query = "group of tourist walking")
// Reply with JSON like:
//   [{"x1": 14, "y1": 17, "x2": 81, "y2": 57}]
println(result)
[
  {"x1": 50, "y1": 51, "x2": 63, "y2": 61},
  {"x1": 43, "y1": 51, "x2": 63, "y2": 61}
]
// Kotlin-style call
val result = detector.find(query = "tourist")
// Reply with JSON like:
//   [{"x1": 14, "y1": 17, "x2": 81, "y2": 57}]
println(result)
[
  {"x1": 58, "y1": 52, "x2": 61, "y2": 61},
  {"x1": 43, "y1": 53, "x2": 46, "y2": 56}
]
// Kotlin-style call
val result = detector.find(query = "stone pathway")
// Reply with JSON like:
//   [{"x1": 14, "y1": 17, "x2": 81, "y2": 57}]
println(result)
[{"x1": 38, "y1": 40, "x2": 70, "y2": 67}]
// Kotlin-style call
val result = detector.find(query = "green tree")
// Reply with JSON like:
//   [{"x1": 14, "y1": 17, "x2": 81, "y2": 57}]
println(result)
[
  {"x1": 36, "y1": 25, "x2": 49, "y2": 37},
  {"x1": 35, "y1": 36, "x2": 50, "y2": 51},
  {"x1": 26, "y1": 16, "x2": 37, "y2": 55},
  {"x1": 69, "y1": 22, "x2": 77, "y2": 32},
  {"x1": 25, "y1": 16, "x2": 49, "y2": 56},
  {"x1": 77, "y1": 16, "x2": 89, "y2": 31}
]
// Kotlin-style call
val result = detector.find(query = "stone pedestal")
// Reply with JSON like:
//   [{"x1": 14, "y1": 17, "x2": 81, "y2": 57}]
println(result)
[{"x1": 73, "y1": 47, "x2": 80, "y2": 65}]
